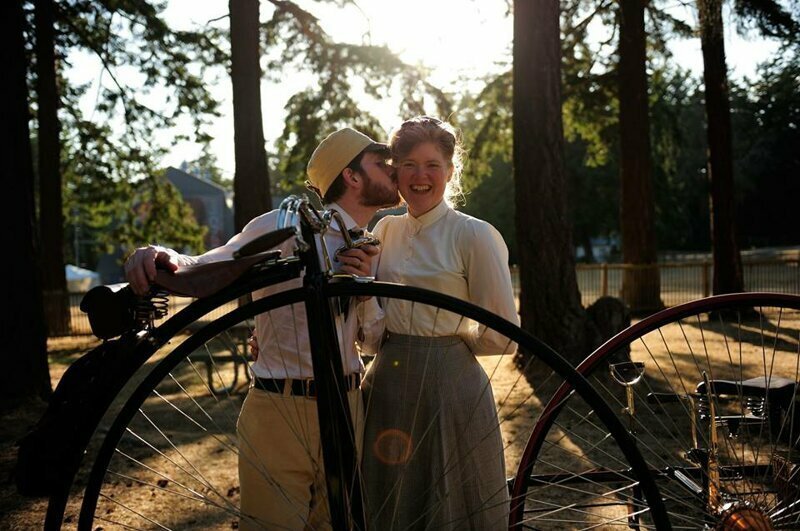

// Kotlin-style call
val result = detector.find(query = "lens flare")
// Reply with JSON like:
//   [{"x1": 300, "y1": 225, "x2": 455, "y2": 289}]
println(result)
[{"x1": 372, "y1": 428, "x2": 413, "y2": 465}]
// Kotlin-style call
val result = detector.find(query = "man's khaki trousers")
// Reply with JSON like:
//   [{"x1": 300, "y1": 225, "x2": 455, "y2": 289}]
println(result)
[{"x1": 237, "y1": 386, "x2": 364, "y2": 530}]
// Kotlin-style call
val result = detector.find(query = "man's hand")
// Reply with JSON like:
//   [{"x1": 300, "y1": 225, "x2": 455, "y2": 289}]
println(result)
[
  {"x1": 248, "y1": 332, "x2": 259, "y2": 362},
  {"x1": 124, "y1": 246, "x2": 179, "y2": 295},
  {"x1": 337, "y1": 244, "x2": 380, "y2": 277}
]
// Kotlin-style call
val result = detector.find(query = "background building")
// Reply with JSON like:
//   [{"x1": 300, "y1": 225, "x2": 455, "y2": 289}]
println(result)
[{"x1": 166, "y1": 166, "x2": 235, "y2": 250}]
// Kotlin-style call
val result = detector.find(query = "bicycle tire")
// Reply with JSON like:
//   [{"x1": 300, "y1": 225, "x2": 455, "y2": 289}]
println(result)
[
  {"x1": 43, "y1": 258, "x2": 303, "y2": 529},
  {"x1": 514, "y1": 292, "x2": 800, "y2": 529},
  {"x1": 69, "y1": 281, "x2": 670, "y2": 530}
]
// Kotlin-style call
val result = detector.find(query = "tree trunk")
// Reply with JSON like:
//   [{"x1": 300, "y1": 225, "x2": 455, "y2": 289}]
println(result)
[
  {"x1": 618, "y1": 0, "x2": 662, "y2": 314},
  {"x1": 579, "y1": 230, "x2": 595, "y2": 263},
  {"x1": 513, "y1": 0, "x2": 589, "y2": 363},
  {"x1": 1, "y1": 0, "x2": 52, "y2": 403},
  {"x1": 36, "y1": 0, "x2": 70, "y2": 336},
  {"x1": 698, "y1": 0, "x2": 744, "y2": 295},
  {"x1": 230, "y1": 0, "x2": 271, "y2": 232}
]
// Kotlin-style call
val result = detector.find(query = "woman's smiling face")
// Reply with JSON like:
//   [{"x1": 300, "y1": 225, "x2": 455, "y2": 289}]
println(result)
[{"x1": 396, "y1": 141, "x2": 452, "y2": 217}]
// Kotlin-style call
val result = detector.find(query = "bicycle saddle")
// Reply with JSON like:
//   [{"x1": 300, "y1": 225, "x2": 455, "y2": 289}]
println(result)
[{"x1": 696, "y1": 376, "x2": 797, "y2": 401}]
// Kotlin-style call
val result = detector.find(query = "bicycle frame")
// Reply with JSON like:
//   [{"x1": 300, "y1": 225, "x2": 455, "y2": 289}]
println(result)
[
  {"x1": 43, "y1": 196, "x2": 672, "y2": 530},
  {"x1": 296, "y1": 201, "x2": 365, "y2": 530}
]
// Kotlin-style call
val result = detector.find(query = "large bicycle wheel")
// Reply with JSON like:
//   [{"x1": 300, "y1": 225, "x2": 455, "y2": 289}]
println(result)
[
  {"x1": 67, "y1": 281, "x2": 668, "y2": 530},
  {"x1": 514, "y1": 293, "x2": 800, "y2": 530}
]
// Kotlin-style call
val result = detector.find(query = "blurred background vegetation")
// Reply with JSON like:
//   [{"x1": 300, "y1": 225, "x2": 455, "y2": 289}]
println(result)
[{"x1": 3, "y1": 0, "x2": 798, "y2": 398}]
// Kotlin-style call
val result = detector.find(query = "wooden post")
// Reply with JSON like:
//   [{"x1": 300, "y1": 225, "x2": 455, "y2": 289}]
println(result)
[
  {"x1": 601, "y1": 263, "x2": 609, "y2": 297},
  {"x1": 702, "y1": 261, "x2": 711, "y2": 298}
]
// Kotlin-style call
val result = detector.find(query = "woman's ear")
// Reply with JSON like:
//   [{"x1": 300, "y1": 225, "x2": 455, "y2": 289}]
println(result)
[{"x1": 446, "y1": 164, "x2": 454, "y2": 182}]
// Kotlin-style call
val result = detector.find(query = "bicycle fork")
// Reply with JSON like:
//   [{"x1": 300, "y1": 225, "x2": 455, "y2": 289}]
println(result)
[{"x1": 701, "y1": 373, "x2": 722, "y2": 513}]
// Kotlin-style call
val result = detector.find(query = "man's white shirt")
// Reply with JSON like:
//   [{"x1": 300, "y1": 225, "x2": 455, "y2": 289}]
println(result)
[{"x1": 160, "y1": 202, "x2": 383, "y2": 379}]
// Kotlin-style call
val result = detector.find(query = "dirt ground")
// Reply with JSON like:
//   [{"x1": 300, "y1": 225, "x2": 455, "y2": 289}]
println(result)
[
  {"x1": 1, "y1": 336, "x2": 100, "y2": 530},
  {"x1": 3, "y1": 303, "x2": 799, "y2": 530}
]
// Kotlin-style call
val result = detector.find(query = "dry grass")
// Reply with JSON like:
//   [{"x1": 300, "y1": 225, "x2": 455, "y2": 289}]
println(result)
[{"x1": 3, "y1": 305, "x2": 799, "y2": 530}]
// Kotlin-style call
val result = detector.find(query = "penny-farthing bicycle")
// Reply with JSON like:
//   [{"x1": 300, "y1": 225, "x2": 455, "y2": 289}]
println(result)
[{"x1": 39, "y1": 196, "x2": 673, "y2": 530}]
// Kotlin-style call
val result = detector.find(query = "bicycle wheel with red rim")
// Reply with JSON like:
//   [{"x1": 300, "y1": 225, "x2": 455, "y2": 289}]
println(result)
[{"x1": 512, "y1": 293, "x2": 800, "y2": 530}]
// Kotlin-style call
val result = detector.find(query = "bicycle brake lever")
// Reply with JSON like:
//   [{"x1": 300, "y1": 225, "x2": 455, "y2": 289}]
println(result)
[{"x1": 334, "y1": 236, "x2": 381, "y2": 260}]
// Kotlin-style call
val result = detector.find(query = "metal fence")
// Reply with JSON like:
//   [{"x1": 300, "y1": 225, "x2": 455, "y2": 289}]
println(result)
[
  {"x1": 44, "y1": 293, "x2": 240, "y2": 337},
  {"x1": 508, "y1": 259, "x2": 798, "y2": 313},
  {"x1": 48, "y1": 258, "x2": 800, "y2": 337},
  {"x1": 571, "y1": 259, "x2": 800, "y2": 308}
]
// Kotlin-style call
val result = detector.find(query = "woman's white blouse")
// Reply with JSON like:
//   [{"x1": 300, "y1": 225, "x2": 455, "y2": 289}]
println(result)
[{"x1": 373, "y1": 200, "x2": 519, "y2": 355}]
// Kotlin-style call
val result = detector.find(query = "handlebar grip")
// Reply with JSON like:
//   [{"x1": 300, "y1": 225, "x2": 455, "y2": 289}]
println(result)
[{"x1": 334, "y1": 236, "x2": 381, "y2": 259}]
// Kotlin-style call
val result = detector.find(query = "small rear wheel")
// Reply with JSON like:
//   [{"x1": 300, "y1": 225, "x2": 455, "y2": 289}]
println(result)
[{"x1": 514, "y1": 293, "x2": 800, "y2": 530}]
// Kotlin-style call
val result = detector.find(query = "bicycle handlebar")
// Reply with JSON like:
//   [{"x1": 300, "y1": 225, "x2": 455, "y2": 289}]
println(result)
[
  {"x1": 233, "y1": 227, "x2": 297, "y2": 259},
  {"x1": 80, "y1": 195, "x2": 377, "y2": 340}
]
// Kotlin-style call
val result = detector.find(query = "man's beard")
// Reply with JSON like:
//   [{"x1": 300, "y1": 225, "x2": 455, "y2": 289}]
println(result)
[{"x1": 360, "y1": 173, "x2": 400, "y2": 208}]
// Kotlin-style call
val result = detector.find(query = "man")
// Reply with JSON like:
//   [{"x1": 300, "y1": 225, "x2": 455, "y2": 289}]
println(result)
[{"x1": 124, "y1": 128, "x2": 399, "y2": 530}]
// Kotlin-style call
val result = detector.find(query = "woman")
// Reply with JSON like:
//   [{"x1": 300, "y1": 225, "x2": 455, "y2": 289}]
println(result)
[{"x1": 362, "y1": 116, "x2": 519, "y2": 530}]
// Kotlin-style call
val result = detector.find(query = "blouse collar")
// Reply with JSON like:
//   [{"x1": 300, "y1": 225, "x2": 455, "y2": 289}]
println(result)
[{"x1": 407, "y1": 199, "x2": 450, "y2": 230}]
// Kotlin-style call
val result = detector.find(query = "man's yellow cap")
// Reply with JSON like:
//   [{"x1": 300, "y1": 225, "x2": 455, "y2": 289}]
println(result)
[{"x1": 307, "y1": 128, "x2": 388, "y2": 198}]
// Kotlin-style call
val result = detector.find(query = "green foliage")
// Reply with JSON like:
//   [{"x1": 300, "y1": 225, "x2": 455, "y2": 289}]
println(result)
[
  {"x1": 733, "y1": 0, "x2": 800, "y2": 41},
  {"x1": 456, "y1": 74, "x2": 516, "y2": 259},
  {"x1": 647, "y1": 1, "x2": 695, "y2": 52},
  {"x1": 26, "y1": 0, "x2": 222, "y2": 267},
  {"x1": 115, "y1": 173, "x2": 207, "y2": 255},
  {"x1": 37, "y1": 0, "x2": 800, "y2": 271},
  {"x1": 559, "y1": 4, "x2": 621, "y2": 257},
  {"x1": 565, "y1": 138, "x2": 619, "y2": 260},
  {"x1": 56, "y1": 0, "x2": 222, "y2": 144},
  {"x1": 459, "y1": 72, "x2": 512, "y2": 192},
  {"x1": 263, "y1": 1, "x2": 453, "y2": 187},
  {"x1": 458, "y1": 2, "x2": 625, "y2": 262},
  {"x1": 460, "y1": 1, "x2": 800, "y2": 259},
  {"x1": 48, "y1": 0, "x2": 444, "y2": 267},
  {"x1": 649, "y1": 67, "x2": 710, "y2": 251},
  {"x1": 61, "y1": 88, "x2": 206, "y2": 267},
  {"x1": 459, "y1": 157, "x2": 517, "y2": 262},
  {"x1": 733, "y1": 49, "x2": 800, "y2": 246},
  {"x1": 277, "y1": 86, "x2": 387, "y2": 186}
]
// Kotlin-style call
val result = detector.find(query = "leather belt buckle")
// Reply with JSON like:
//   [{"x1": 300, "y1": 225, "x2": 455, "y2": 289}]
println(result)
[
  {"x1": 342, "y1": 372, "x2": 361, "y2": 391},
  {"x1": 303, "y1": 377, "x2": 316, "y2": 399}
]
